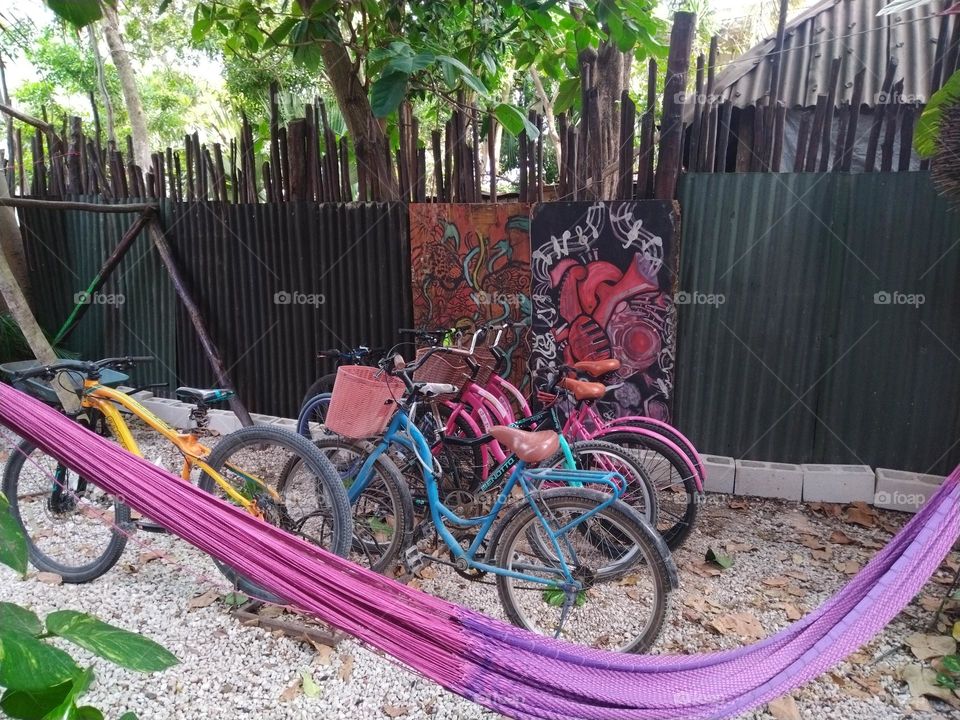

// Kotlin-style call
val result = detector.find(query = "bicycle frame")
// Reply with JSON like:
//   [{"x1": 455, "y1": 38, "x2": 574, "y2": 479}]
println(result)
[
  {"x1": 79, "y1": 381, "x2": 273, "y2": 510},
  {"x1": 347, "y1": 406, "x2": 617, "y2": 584}
]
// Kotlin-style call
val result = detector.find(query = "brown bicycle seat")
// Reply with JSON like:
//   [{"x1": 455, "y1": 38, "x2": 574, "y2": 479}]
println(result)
[
  {"x1": 573, "y1": 359, "x2": 621, "y2": 377},
  {"x1": 558, "y1": 377, "x2": 607, "y2": 402},
  {"x1": 489, "y1": 426, "x2": 560, "y2": 463}
]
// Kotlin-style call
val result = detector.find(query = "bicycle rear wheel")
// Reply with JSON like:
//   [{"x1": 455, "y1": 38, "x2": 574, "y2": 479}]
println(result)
[
  {"x1": 492, "y1": 488, "x2": 674, "y2": 653},
  {"x1": 296, "y1": 393, "x2": 332, "y2": 438},
  {"x1": 2, "y1": 424, "x2": 129, "y2": 583},
  {"x1": 287, "y1": 436, "x2": 414, "y2": 574},
  {"x1": 594, "y1": 430, "x2": 700, "y2": 550},
  {"x1": 198, "y1": 426, "x2": 353, "y2": 600}
]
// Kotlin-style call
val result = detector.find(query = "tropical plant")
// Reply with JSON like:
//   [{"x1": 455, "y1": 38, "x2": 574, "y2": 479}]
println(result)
[{"x1": 0, "y1": 490, "x2": 178, "y2": 719}]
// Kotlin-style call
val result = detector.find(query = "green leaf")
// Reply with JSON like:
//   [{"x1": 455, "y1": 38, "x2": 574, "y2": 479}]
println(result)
[
  {"x1": 0, "y1": 629, "x2": 80, "y2": 692},
  {"x1": 370, "y1": 71, "x2": 409, "y2": 117},
  {"x1": 264, "y1": 17, "x2": 298, "y2": 50},
  {"x1": 0, "y1": 603, "x2": 43, "y2": 636},
  {"x1": 192, "y1": 16, "x2": 214, "y2": 43},
  {"x1": 386, "y1": 51, "x2": 434, "y2": 76},
  {"x1": 39, "y1": 668, "x2": 93, "y2": 720},
  {"x1": 541, "y1": 588, "x2": 566, "y2": 607},
  {"x1": 0, "y1": 501, "x2": 27, "y2": 575},
  {"x1": 0, "y1": 682, "x2": 73, "y2": 720},
  {"x1": 117, "y1": 713, "x2": 138, "y2": 720},
  {"x1": 45, "y1": 611, "x2": 178, "y2": 673},
  {"x1": 436, "y1": 56, "x2": 488, "y2": 97},
  {"x1": 73, "y1": 707, "x2": 103, "y2": 720},
  {"x1": 44, "y1": 0, "x2": 102, "y2": 28},
  {"x1": 493, "y1": 104, "x2": 539, "y2": 140},
  {"x1": 705, "y1": 547, "x2": 734, "y2": 569},
  {"x1": 916, "y1": 68, "x2": 960, "y2": 157},
  {"x1": 943, "y1": 654, "x2": 960, "y2": 673},
  {"x1": 936, "y1": 671, "x2": 958, "y2": 689},
  {"x1": 554, "y1": 77, "x2": 580, "y2": 114},
  {"x1": 222, "y1": 592, "x2": 248, "y2": 607},
  {"x1": 157, "y1": 0, "x2": 173, "y2": 13},
  {"x1": 300, "y1": 669, "x2": 321, "y2": 698}
]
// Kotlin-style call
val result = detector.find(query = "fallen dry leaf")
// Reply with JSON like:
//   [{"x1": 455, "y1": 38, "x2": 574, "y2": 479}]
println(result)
[
  {"x1": 417, "y1": 566, "x2": 439, "y2": 580},
  {"x1": 35, "y1": 572, "x2": 63, "y2": 585},
  {"x1": 834, "y1": 560, "x2": 861, "y2": 575},
  {"x1": 187, "y1": 589, "x2": 219, "y2": 609},
  {"x1": 688, "y1": 562, "x2": 722, "y2": 578},
  {"x1": 775, "y1": 602, "x2": 804, "y2": 620},
  {"x1": 812, "y1": 548, "x2": 833, "y2": 561},
  {"x1": 626, "y1": 588, "x2": 642, "y2": 601},
  {"x1": 312, "y1": 643, "x2": 335, "y2": 666},
  {"x1": 339, "y1": 654, "x2": 354, "y2": 682},
  {"x1": 767, "y1": 695, "x2": 801, "y2": 720},
  {"x1": 829, "y1": 530, "x2": 854, "y2": 545},
  {"x1": 799, "y1": 535, "x2": 825, "y2": 550},
  {"x1": 762, "y1": 576, "x2": 790, "y2": 588},
  {"x1": 382, "y1": 704, "x2": 409, "y2": 717},
  {"x1": 138, "y1": 550, "x2": 163, "y2": 565},
  {"x1": 279, "y1": 678, "x2": 301, "y2": 702},
  {"x1": 845, "y1": 503, "x2": 877, "y2": 528},
  {"x1": 902, "y1": 663, "x2": 960, "y2": 706},
  {"x1": 905, "y1": 632, "x2": 957, "y2": 660},
  {"x1": 728, "y1": 499, "x2": 749, "y2": 509},
  {"x1": 710, "y1": 612, "x2": 765, "y2": 641}
]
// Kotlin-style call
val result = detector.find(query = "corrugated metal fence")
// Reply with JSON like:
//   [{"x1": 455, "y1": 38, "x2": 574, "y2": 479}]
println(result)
[
  {"x1": 18, "y1": 201, "x2": 410, "y2": 418},
  {"x1": 676, "y1": 172, "x2": 960, "y2": 474}
]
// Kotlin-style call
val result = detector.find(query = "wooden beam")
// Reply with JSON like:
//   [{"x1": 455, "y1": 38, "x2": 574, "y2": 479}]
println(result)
[{"x1": 654, "y1": 11, "x2": 696, "y2": 199}]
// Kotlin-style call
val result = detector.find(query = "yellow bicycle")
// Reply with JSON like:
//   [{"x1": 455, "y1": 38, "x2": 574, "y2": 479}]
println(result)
[{"x1": 1, "y1": 357, "x2": 352, "y2": 592}]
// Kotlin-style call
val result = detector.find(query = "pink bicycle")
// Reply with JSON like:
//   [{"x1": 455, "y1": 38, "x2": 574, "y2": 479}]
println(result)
[{"x1": 427, "y1": 326, "x2": 705, "y2": 549}]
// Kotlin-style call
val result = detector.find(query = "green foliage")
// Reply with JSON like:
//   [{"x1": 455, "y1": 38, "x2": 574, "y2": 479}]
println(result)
[
  {"x1": 44, "y1": 0, "x2": 102, "y2": 29},
  {"x1": 916, "y1": 69, "x2": 960, "y2": 158},
  {"x1": 0, "y1": 497, "x2": 174, "y2": 718}
]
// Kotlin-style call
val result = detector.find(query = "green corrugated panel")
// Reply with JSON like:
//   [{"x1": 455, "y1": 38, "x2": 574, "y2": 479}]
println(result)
[{"x1": 676, "y1": 172, "x2": 960, "y2": 474}]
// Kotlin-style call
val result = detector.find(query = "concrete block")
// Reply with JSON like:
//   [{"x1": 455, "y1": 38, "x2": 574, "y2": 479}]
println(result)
[
  {"x1": 207, "y1": 409, "x2": 243, "y2": 435},
  {"x1": 700, "y1": 455, "x2": 735, "y2": 494},
  {"x1": 734, "y1": 459, "x2": 803, "y2": 501},
  {"x1": 874, "y1": 468, "x2": 945, "y2": 513},
  {"x1": 141, "y1": 397, "x2": 191, "y2": 429},
  {"x1": 801, "y1": 464, "x2": 876, "y2": 504},
  {"x1": 268, "y1": 417, "x2": 300, "y2": 430}
]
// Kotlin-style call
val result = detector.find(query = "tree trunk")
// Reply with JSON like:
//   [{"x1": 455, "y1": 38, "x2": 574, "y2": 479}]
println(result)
[
  {"x1": 529, "y1": 68, "x2": 563, "y2": 170},
  {"x1": 0, "y1": 172, "x2": 78, "y2": 411},
  {"x1": 88, "y1": 26, "x2": 116, "y2": 145},
  {"x1": 100, "y1": 1, "x2": 149, "y2": 170},
  {"x1": 595, "y1": 41, "x2": 627, "y2": 198},
  {"x1": 296, "y1": 0, "x2": 398, "y2": 200}
]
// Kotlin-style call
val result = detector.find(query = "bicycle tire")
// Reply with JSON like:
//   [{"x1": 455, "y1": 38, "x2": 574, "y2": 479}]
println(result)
[
  {"x1": 286, "y1": 436, "x2": 414, "y2": 574},
  {"x1": 491, "y1": 487, "x2": 674, "y2": 653},
  {"x1": 3, "y1": 436, "x2": 130, "y2": 583},
  {"x1": 593, "y1": 430, "x2": 700, "y2": 550},
  {"x1": 300, "y1": 373, "x2": 337, "y2": 413},
  {"x1": 198, "y1": 426, "x2": 353, "y2": 600},
  {"x1": 297, "y1": 392, "x2": 333, "y2": 437}
]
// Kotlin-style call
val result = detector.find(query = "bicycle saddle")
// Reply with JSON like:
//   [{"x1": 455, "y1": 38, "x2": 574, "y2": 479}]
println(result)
[
  {"x1": 175, "y1": 387, "x2": 235, "y2": 405},
  {"x1": 489, "y1": 426, "x2": 559, "y2": 463},
  {"x1": 573, "y1": 358, "x2": 621, "y2": 378},
  {"x1": 558, "y1": 377, "x2": 606, "y2": 401}
]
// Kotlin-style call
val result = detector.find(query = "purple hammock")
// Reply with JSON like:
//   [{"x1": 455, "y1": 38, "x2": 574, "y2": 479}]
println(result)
[{"x1": 0, "y1": 382, "x2": 957, "y2": 720}]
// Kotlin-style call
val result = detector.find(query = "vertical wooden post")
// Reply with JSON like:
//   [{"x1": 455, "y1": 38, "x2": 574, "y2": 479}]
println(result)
[
  {"x1": 804, "y1": 96, "x2": 828, "y2": 172},
  {"x1": 840, "y1": 67, "x2": 866, "y2": 172},
  {"x1": 818, "y1": 57, "x2": 843, "y2": 171},
  {"x1": 487, "y1": 118, "x2": 497, "y2": 202},
  {"x1": 715, "y1": 100, "x2": 732, "y2": 173},
  {"x1": 865, "y1": 57, "x2": 898, "y2": 173},
  {"x1": 617, "y1": 90, "x2": 636, "y2": 199},
  {"x1": 431, "y1": 129, "x2": 444, "y2": 201},
  {"x1": 654, "y1": 11, "x2": 696, "y2": 200}
]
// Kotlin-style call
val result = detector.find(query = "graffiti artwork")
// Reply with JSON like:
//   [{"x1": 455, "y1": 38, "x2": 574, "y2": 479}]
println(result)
[
  {"x1": 409, "y1": 203, "x2": 532, "y2": 388},
  {"x1": 530, "y1": 201, "x2": 677, "y2": 420}
]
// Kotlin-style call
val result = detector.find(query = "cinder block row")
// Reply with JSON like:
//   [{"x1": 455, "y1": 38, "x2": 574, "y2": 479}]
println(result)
[{"x1": 696, "y1": 454, "x2": 945, "y2": 513}]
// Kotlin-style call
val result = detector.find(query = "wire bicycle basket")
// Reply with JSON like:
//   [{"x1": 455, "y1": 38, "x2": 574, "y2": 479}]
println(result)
[{"x1": 325, "y1": 366, "x2": 405, "y2": 439}]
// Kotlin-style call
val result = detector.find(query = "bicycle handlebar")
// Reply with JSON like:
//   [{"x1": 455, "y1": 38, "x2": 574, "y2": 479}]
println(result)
[{"x1": 10, "y1": 356, "x2": 154, "y2": 383}]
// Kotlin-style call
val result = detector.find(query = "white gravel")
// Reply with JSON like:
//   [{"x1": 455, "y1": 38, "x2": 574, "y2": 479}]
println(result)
[{"x1": 1, "y1": 422, "x2": 958, "y2": 720}]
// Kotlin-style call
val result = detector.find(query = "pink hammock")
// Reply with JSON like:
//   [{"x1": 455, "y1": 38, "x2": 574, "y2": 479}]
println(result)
[{"x1": 0, "y1": 382, "x2": 957, "y2": 720}]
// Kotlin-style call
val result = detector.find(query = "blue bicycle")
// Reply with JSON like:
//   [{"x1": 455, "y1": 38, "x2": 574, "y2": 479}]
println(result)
[{"x1": 309, "y1": 348, "x2": 677, "y2": 652}]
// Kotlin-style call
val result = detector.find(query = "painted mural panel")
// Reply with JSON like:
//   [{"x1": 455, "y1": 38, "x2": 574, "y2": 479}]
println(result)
[
  {"x1": 409, "y1": 203, "x2": 532, "y2": 388},
  {"x1": 530, "y1": 201, "x2": 677, "y2": 420}
]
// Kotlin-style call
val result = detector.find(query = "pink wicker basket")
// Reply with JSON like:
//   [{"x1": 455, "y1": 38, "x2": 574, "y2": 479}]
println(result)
[{"x1": 325, "y1": 366, "x2": 405, "y2": 439}]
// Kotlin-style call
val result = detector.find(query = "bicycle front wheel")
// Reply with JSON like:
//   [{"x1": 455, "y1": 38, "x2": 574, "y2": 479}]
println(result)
[
  {"x1": 199, "y1": 426, "x2": 353, "y2": 600},
  {"x1": 2, "y1": 435, "x2": 129, "y2": 583},
  {"x1": 493, "y1": 488, "x2": 673, "y2": 653}
]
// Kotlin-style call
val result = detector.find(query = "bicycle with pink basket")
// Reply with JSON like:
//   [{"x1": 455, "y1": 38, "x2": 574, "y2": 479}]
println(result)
[{"x1": 428, "y1": 323, "x2": 705, "y2": 549}]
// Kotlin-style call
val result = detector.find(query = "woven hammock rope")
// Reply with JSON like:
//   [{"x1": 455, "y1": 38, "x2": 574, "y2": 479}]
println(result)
[{"x1": 0, "y1": 382, "x2": 957, "y2": 720}]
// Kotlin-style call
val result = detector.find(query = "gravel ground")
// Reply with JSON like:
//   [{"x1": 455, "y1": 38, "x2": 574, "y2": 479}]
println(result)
[{"x1": 1, "y1": 422, "x2": 959, "y2": 720}]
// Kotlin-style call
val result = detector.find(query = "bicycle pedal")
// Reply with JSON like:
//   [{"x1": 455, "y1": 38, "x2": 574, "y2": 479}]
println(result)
[
  {"x1": 402, "y1": 546, "x2": 430, "y2": 575},
  {"x1": 134, "y1": 520, "x2": 168, "y2": 534}
]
